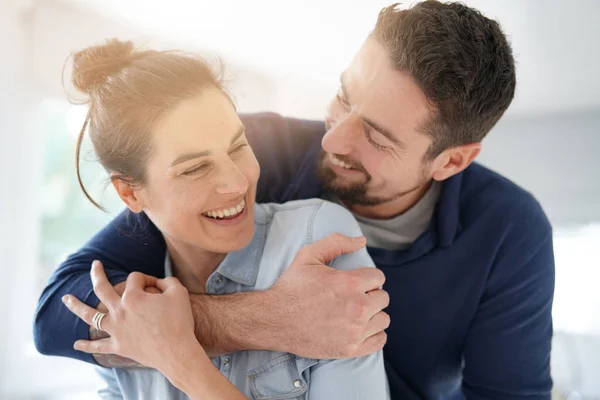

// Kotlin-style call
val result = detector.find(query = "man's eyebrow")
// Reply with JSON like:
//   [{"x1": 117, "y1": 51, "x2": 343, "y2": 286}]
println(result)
[
  {"x1": 170, "y1": 126, "x2": 245, "y2": 167},
  {"x1": 340, "y1": 73, "x2": 405, "y2": 149},
  {"x1": 340, "y1": 74, "x2": 349, "y2": 100}
]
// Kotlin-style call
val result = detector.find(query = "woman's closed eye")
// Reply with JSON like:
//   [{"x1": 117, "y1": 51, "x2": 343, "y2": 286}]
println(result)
[
  {"x1": 181, "y1": 143, "x2": 248, "y2": 176},
  {"x1": 228, "y1": 141, "x2": 249, "y2": 156},
  {"x1": 182, "y1": 163, "x2": 210, "y2": 176}
]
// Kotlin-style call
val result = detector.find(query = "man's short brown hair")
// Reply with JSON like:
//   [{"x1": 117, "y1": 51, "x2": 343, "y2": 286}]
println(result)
[{"x1": 372, "y1": 1, "x2": 516, "y2": 158}]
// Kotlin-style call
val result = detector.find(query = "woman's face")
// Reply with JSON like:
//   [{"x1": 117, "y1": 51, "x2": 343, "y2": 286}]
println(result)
[{"x1": 134, "y1": 88, "x2": 260, "y2": 254}]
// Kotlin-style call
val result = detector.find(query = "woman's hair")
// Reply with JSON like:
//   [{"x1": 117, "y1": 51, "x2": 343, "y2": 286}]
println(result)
[{"x1": 69, "y1": 38, "x2": 226, "y2": 210}]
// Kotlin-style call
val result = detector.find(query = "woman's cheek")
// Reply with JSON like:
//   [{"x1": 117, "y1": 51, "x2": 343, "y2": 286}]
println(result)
[
  {"x1": 239, "y1": 151, "x2": 261, "y2": 184},
  {"x1": 172, "y1": 182, "x2": 207, "y2": 215}
]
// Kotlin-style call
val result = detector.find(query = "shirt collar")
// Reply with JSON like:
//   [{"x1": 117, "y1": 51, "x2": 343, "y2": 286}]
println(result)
[
  {"x1": 365, "y1": 167, "x2": 464, "y2": 266},
  {"x1": 163, "y1": 204, "x2": 269, "y2": 287}
]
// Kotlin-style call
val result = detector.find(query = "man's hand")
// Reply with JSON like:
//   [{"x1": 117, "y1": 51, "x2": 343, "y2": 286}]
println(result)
[{"x1": 262, "y1": 233, "x2": 390, "y2": 358}]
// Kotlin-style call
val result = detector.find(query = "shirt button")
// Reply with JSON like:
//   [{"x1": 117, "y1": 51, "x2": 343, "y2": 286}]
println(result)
[
  {"x1": 293, "y1": 379, "x2": 302, "y2": 388},
  {"x1": 223, "y1": 357, "x2": 231, "y2": 366},
  {"x1": 215, "y1": 276, "x2": 224, "y2": 285}
]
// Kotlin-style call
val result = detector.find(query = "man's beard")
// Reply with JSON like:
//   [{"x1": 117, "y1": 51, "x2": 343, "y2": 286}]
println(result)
[{"x1": 317, "y1": 151, "x2": 428, "y2": 207}]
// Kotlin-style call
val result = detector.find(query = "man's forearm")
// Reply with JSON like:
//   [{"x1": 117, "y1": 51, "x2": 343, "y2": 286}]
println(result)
[
  {"x1": 191, "y1": 290, "x2": 281, "y2": 357},
  {"x1": 91, "y1": 285, "x2": 278, "y2": 366}
]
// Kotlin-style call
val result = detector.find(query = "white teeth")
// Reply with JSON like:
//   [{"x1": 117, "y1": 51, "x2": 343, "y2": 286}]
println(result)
[
  {"x1": 203, "y1": 199, "x2": 246, "y2": 219},
  {"x1": 330, "y1": 154, "x2": 353, "y2": 169}
]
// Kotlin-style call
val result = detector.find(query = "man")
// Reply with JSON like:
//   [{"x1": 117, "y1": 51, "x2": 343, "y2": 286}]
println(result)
[{"x1": 34, "y1": 1, "x2": 555, "y2": 399}]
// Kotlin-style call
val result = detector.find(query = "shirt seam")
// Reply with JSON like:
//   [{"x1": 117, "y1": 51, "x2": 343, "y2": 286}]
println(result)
[{"x1": 306, "y1": 201, "x2": 325, "y2": 246}]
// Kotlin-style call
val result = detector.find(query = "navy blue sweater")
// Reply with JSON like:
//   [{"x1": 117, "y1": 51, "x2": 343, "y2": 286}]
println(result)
[{"x1": 34, "y1": 113, "x2": 554, "y2": 399}]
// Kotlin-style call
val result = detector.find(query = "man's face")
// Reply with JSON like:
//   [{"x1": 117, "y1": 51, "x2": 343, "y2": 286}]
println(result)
[{"x1": 319, "y1": 37, "x2": 437, "y2": 214}]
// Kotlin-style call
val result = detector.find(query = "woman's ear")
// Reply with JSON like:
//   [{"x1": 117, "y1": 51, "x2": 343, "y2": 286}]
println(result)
[{"x1": 111, "y1": 175, "x2": 145, "y2": 213}]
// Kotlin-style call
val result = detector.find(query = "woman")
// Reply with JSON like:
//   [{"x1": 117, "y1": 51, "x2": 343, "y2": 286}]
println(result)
[{"x1": 60, "y1": 39, "x2": 389, "y2": 399}]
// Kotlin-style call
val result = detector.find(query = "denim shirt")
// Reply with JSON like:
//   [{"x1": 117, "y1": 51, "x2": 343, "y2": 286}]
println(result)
[{"x1": 97, "y1": 199, "x2": 390, "y2": 400}]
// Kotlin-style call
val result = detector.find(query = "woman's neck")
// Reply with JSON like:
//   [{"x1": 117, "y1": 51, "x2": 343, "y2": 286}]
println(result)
[{"x1": 164, "y1": 236, "x2": 227, "y2": 294}]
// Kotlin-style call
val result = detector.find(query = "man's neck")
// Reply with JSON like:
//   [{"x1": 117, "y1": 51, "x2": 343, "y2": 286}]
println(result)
[
  {"x1": 164, "y1": 237, "x2": 227, "y2": 293},
  {"x1": 345, "y1": 180, "x2": 433, "y2": 220}
]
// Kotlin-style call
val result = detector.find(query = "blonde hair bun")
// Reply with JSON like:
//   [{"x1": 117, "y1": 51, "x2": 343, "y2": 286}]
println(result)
[{"x1": 71, "y1": 38, "x2": 136, "y2": 94}]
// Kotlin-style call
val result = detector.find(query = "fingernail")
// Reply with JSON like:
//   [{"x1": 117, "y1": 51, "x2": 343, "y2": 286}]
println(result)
[
  {"x1": 62, "y1": 295, "x2": 70, "y2": 305},
  {"x1": 73, "y1": 341, "x2": 81, "y2": 351},
  {"x1": 354, "y1": 236, "x2": 366, "y2": 241}
]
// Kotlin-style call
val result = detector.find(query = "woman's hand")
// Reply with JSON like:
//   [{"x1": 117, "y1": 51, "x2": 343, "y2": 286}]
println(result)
[
  {"x1": 63, "y1": 261, "x2": 247, "y2": 399},
  {"x1": 62, "y1": 260, "x2": 202, "y2": 371}
]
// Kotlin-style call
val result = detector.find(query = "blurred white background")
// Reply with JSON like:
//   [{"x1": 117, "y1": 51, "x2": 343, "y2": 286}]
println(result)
[{"x1": 0, "y1": 0, "x2": 599, "y2": 398}]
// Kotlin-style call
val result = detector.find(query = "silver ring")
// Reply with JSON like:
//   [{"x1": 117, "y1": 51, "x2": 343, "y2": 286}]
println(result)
[{"x1": 92, "y1": 311, "x2": 107, "y2": 332}]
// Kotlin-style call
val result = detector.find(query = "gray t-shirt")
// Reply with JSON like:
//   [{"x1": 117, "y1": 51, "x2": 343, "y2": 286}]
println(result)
[{"x1": 328, "y1": 181, "x2": 442, "y2": 250}]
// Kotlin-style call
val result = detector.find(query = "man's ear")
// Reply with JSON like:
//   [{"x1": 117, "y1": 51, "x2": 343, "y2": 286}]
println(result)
[
  {"x1": 431, "y1": 143, "x2": 481, "y2": 181},
  {"x1": 111, "y1": 175, "x2": 145, "y2": 214}
]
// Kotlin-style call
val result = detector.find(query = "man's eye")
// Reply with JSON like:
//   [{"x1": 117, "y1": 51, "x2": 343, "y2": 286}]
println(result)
[
  {"x1": 365, "y1": 130, "x2": 388, "y2": 151},
  {"x1": 336, "y1": 92, "x2": 350, "y2": 109}
]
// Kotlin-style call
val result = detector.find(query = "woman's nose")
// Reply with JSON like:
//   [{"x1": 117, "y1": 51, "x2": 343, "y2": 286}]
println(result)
[{"x1": 214, "y1": 162, "x2": 249, "y2": 195}]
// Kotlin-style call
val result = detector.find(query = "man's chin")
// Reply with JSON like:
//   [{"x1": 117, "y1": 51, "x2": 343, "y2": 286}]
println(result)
[
  {"x1": 318, "y1": 160, "x2": 369, "y2": 199},
  {"x1": 322, "y1": 180, "x2": 369, "y2": 201},
  {"x1": 321, "y1": 175, "x2": 388, "y2": 206}
]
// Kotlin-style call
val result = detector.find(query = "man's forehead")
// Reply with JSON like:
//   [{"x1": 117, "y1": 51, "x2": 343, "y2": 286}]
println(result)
[
  {"x1": 343, "y1": 39, "x2": 432, "y2": 136},
  {"x1": 346, "y1": 38, "x2": 390, "y2": 86}
]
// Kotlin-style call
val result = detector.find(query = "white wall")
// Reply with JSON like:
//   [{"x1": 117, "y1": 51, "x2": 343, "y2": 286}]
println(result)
[
  {"x1": 0, "y1": 1, "x2": 110, "y2": 397},
  {"x1": 0, "y1": 0, "x2": 43, "y2": 395},
  {"x1": 30, "y1": 0, "x2": 299, "y2": 115},
  {"x1": 479, "y1": 110, "x2": 600, "y2": 226},
  {"x1": 30, "y1": 0, "x2": 338, "y2": 120}
]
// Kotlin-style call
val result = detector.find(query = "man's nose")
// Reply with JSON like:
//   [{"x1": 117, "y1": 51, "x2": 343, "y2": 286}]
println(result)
[{"x1": 322, "y1": 113, "x2": 363, "y2": 155}]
